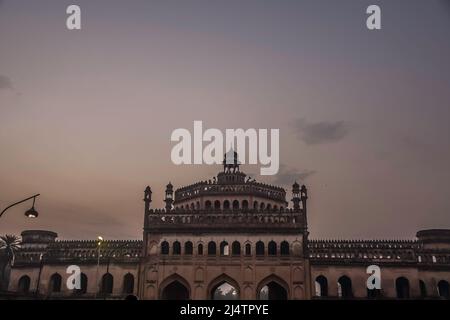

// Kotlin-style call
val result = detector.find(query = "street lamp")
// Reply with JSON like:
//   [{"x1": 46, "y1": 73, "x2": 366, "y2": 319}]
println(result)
[
  {"x1": 94, "y1": 235, "x2": 104, "y2": 299},
  {"x1": 35, "y1": 253, "x2": 45, "y2": 298},
  {"x1": 0, "y1": 194, "x2": 40, "y2": 219}
]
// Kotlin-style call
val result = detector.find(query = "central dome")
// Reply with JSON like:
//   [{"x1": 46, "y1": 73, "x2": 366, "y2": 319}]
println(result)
[{"x1": 173, "y1": 153, "x2": 287, "y2": 211}]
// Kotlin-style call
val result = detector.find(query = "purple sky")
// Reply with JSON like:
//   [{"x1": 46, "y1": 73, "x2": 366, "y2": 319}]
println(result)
[{"x1": 1, "y1": 0, "x2": 450, "y2": 240}]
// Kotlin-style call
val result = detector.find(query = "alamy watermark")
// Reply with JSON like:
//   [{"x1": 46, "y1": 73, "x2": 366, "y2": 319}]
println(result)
[
  {"x1": 366, "y1": 265, "x2": 381, "y2": 290},
  {"x1": 171, "y1": 121, "x2": 279, "y2": 175},
  {"x1": 66, "y1": 265, "x2": 81, "y2": 290}
]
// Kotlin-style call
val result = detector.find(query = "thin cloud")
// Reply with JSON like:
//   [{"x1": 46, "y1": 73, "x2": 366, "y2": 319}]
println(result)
[
  {"x1": 292, "y1": 118, "x2": 349, "y2": 145},
  {"x1": 271, "y1": 164, "x2": 316, "y2": 186},
  {"x1": 0, "y1": 75, "x2": 13, "y2": 90}
]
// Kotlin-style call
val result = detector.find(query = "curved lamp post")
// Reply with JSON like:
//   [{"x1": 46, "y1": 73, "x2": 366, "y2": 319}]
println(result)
[
  {"x1": 0, "y1": 194, "x2": 40, "y2": 219},
  {"x1": 94, "y1": 235, "x2": 104, "y2": 299}
]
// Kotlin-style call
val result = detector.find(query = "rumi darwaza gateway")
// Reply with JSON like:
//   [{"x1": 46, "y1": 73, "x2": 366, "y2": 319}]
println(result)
[{"x1": 5, "y1": 153, "x2": 450, "y2": 300}]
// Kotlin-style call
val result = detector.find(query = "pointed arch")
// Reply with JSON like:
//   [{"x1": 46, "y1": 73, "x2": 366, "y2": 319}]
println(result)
[
  {"x1": 257, "y1": 274, "x2": 290, "y2": 300},
  {"x1": 18, "y1": 275, "x2": 31, "y2": 293},
  {"x1": 123, "y1": 273, "x2": 134, "y2": 294},
  {"x1": 100, "y1": 273, "x2": 114, "y2": 294},
  {"x1": 438, "y1": 280, "x2": 449, "y2": 298},
  {"x1": 256, "y1": 241, "x2": 265, "y2": 256},
  {"x1": 337, "y1": 275, "x2": 353, "y2": 298},
  {"x1": 207, "y1": 274, "x2": 241, "y2": 300},
  {"x1": 315, "y1": 275, "x2": 328, "y2": 297},
  {"x1": 49, "y1": 273, "x2": 62, "y2": 293},
  {"x1": 231, "y1": 241, "x2": 241, "y2": 255},
  {"x1": 159, "y1": 273, "x2": 191, "y2": 300},
  {"x1": 396, "y1": 277, "x2": 410, "y2": 299},
  {"x1": 161, "y1": 241, "x2": 169, "y2": 255},
  {"x1": 77, "y1": 273, "x2": 88, "y2": 294},
  {"x1": 185, "y1": 241, "x2": 193, "y2": 255},
  {"x1": 173, "y1": 241, "x2": 181, "y2": 255}
]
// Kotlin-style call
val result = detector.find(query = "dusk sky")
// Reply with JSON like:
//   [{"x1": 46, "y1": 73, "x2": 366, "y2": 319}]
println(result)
[{"x1": 1, "y1": 0, "x2": 450, "y2": 240}]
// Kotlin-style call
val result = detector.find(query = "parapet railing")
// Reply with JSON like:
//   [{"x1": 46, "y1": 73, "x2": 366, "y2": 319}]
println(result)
[
  {"x1": 174, "y1": 183, "x2": 286, "y2": 202},
  {"x1": 145, "y1": 211, "x2": 304, "y2": 230}
]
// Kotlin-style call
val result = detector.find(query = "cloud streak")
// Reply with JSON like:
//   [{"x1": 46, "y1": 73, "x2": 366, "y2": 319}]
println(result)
[
  {"x1": 292, "y1": 118, "x2": 349, "y2": 145},
  {"x1": 270, "y1": 164, "x2": 316, "y2": 186},
  {"x1": 0, "y1": 75, "x2": 13, "y2": 90}
]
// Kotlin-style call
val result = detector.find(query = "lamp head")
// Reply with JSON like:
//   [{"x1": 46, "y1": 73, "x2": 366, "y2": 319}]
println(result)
[{"x1": 25, "y1": 206, "x2": 38, "y2": 218}]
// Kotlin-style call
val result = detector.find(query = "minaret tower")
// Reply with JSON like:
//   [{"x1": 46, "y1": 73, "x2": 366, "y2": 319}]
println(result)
[
  {"x1": 164, "y1": 182, "x2": 174, "y2": 211},
  {"x1": 291, "y1": 181, "x2": 301, "y2": 211},
  {"x1": 144, "y1": 186, "x2": 152, "y2": 214}
]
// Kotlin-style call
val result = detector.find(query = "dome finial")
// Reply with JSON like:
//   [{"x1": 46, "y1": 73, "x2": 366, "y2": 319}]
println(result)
[{"x1": 223, "y1": 149, "x2": 240, "y2": 173}]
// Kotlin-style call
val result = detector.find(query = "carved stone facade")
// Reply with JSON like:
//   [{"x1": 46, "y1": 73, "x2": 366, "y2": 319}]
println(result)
[{"x1": 4, "y1": 160, "x2": 450, "y2": 299}]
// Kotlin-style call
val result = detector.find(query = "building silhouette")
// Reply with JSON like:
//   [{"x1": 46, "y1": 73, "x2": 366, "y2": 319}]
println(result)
[{"x1": 4, "y1": 156, "x2": 450, "y2": 299}]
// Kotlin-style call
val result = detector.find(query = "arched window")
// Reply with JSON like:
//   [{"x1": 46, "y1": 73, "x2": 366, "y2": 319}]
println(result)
[
  {"x1": 315, "y1": 276, "x2": 328, "y2": 297},
  {"x1": 260, "y1": 203, "x2": 265, "y2": 210},
  {"x1": 101, "y1": 273, "x2": 114, "y2": 294},
  {"x1": 161, "y1": 241, "x2": 169, "y2": 255},
  {"x1": 396, "y1": 277, "x2": 410, "y2": 299},
  {"x1": 49, "y1": 273, "x2": 62, "y2": 293},
  {"x1": 214, "y1": 200, "x2": 221, "y2": 210},
  {"x1": 223, "y1": 200, "x2": 230, "y2": 210},
  {"x1": 337, "y1": 276, "x2": 352, "y2": 298},
  {"x1": 76, "y1": 273, "x2": 88, "y2": 294},
  {"x1": 198, "y1": 243, "x2": 203, "y2": 255},
  {"x1": 438, "y1": 280, "x2": 450, "y2": 298},
  {"x1": 419, "y1": 280, "x2": 427, "y2": 298},
  {"x1": 185, "y1": 241, "x2": 193, "y2": 255},
  {"x1": 266, "y1": 204, "x2": 272, "y2": 211},
  {"x1": 173, "y1": 241, "x2": 181, "y2": 255},
  {"x1": 280, "y1": 241, "x2": 289, "y2": 256},
  {"x1": 232, "y1": 241, "x2": 241, "y2": 255},
  {"x1": 268, "y1": 241, "x2": 277, "y2": 256},
  {"x1": 242, "y1": 200, "x2": 249, "y2": 210},
  {"x1": 256, "y1": 241, "x2": 265, "y2": 256},
  {"x1": 232, "y1": 200, "x2": 239, "y2": 210},
  {"x1": 220, "y1": 241, "x2": 229, "y2": 256},
  {"x1": 123, "y1": 273, "x2": 134, "y2": 294},
  {"x1": 245, "y1": 243, "x2": 251, "y2": 256},
  {"x1": 273, "y1": 205, "x2": 278, "y2": 211},
  {"x1": 253, "y1": 201, "x2": 258, "y2": 210},
  {"x1": 205, "y1": 200, "x2": 212, "y2": 210},
  {"x1": 18, "y1": 275, "x2": 31, "y2": 293},
  {"x1": 190, "y1": 203, "x2": 195, "y2": 210},
  {"x1": 196, "y1": 201, "x2": 200, "y2": 209},
  {"x1": 208, "y1": 241, "x2": 216, "y2": 255}
]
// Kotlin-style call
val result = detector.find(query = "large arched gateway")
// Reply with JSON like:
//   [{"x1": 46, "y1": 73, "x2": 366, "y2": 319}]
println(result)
[
  {"x1": 257, "y1": 275, "x2": 289, "y2": 300},
  {"x1": 141, "y1": 156, "x2": 309, "y2": 300},
  {"x1": 160, "y1": 275, "x2": 191, "y2": 300},
  {"x1": 208, "y1": 274, "x2": 240, "y2": 300}
]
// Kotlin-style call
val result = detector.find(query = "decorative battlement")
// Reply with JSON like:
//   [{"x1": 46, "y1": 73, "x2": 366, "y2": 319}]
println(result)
[
  {"x1": 174, "y1": 180, "x2": 286, "y2": 203},
  {"x1": 416, "y1": 229, "x2": 450, "y2": 248},
  {"x1": 308, "y1": 239, "x2": 418, "y2": 265},
  {"x1": 13, "y1": 240, "x2": 143, "y2": 266},
  {"x1": 308, "y1": 238, "x2": 450, "y2": 266},
  {"x1": 145, "y1": 210, "x2": 305, "y2": 233},
  {"x1": 21, "y1": 230, "x2": 58, "y2": 244},
  {"x1": 309, "y1": 239, "x2": 418, "y2": 247}
]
